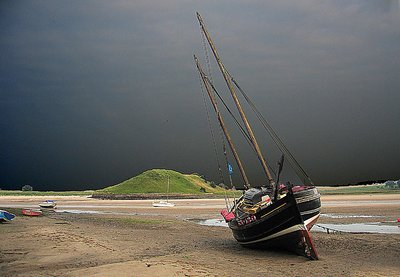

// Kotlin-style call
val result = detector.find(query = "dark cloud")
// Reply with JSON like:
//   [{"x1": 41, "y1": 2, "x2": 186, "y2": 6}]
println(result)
[{"x1": 1, "y1": 1, "x2": 399, "y2": 190}]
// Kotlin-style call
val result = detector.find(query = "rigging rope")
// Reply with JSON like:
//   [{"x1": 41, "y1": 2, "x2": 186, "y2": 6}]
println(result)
[
  {"x1": 315, "y1": 224, "x2": 343, "y2": 234},
  {"x1": 201, "y1": 30, "x2": 214, "y2": 85},
  {"x1": 226, "y1": 70, "x2": 314, "y2": 186},
  {"x1": 203, "y1": 36, "x2": 230, "y2": 184},
  {"x1": 200, "y1": 29, "x2": 228, "y2": 189},
  {"x1": 201, "y1": 30, "x2": 231, "y2": 206},
  {"x1": 204, "y1": 76, "x2": 276, "y2": 177},
  {"x1": 197, "y1": 69, "x2": 225, "y2": 186},
  {"x1": 198, "y1": 18, "x2": 278, "y2": 186},
  {"x1": 206, "y1": 79, "x2": 253, "y2": 147}
]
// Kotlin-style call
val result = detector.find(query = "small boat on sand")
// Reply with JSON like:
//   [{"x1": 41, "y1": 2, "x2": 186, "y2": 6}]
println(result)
[
  {"x1": 39, "y1": 200, "x2": 57, "y2": 208},
  {"x1": 152, "y1": 200, "x2": 175, "y2": 207},
  {"x1": 0, "y1": 210, "x2": 15, "y2": 222},
  {"x1": 152, "y1": 177, "x2": 175, "y2": 207},
  {"x1": 22, "y1": 208, "x2": 43, "y2": 216}
]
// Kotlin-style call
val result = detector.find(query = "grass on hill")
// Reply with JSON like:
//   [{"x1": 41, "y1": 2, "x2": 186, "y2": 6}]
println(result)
[{"x1": 97, "y1": 169, "x2": 227, "y2": 195}]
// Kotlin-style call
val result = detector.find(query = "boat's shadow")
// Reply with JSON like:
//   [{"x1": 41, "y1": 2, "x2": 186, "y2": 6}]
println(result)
[{"x1": 206, "y1": 236, "x2": 303, "y2": 259}]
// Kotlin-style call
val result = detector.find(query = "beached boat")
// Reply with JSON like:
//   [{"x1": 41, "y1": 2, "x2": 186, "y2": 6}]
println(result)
[
  {"x1": 0, "y1": 210, "x2": 15, "y2": 222},
  {"x1": 22, "y1": 208, "x2": 43, "y2": 216},
  {"x1": 152, "y1": 177, "x2": 175, "y2": 207},
  {"x1": 152, "y1": 201, "x2": 175, "y2": 207},
  {"x1": 195, "y1": 13, "x2": 320, "y2": 259},
  {"x1": 39, "y1": 200, "x2": 57, "y2": 208}
]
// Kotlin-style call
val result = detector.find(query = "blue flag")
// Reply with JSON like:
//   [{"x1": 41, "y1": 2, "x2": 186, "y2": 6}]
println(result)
[{"x1": 227, "y1": 162, "x2": 234, "y2": 175}]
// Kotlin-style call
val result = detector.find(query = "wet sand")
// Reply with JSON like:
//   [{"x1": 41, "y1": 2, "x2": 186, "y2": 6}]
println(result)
[{"x1": 1, "y1": 194, "x2": 399, "y2": 276}]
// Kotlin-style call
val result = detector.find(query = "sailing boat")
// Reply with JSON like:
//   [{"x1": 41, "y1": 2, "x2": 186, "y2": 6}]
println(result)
[
  {"x1": 152, "y1": 176, "x2": 175, "y2": 207},
  {"x1": 195, "y1": 13, "x2": 320, "y2": 259}
]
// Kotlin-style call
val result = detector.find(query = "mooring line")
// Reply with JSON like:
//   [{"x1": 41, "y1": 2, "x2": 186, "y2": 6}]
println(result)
[{"x1": 315, "y1": 224, "x2": 343, "y2": 234}]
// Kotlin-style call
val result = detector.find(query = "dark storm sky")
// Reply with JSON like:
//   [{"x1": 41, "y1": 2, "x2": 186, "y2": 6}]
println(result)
[{"x1": 1, "y1": 1, "x2": 399, "y2": 190}]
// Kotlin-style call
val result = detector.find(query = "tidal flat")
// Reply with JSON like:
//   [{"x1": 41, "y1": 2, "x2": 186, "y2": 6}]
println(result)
[{"x1": 1, "y1": 195, "x2": 399, "y2": 276}]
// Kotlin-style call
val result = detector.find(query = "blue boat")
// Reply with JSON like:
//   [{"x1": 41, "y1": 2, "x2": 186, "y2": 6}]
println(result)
[{"x1": 0, "y1": 210, "x2": 15, "y2": 222}]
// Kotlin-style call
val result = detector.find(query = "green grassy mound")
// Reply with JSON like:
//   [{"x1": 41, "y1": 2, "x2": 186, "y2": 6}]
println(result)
[{"x1": 98, "y1": 169, "x2": 226, "y2": 194}]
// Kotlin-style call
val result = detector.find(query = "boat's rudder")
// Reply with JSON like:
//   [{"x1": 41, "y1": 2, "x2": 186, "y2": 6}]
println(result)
[{"x1": 300, "y1": 229, "x2": 318, "y2": 260}]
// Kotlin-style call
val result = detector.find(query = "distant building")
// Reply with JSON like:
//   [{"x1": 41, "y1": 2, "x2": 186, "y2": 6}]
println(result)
[{"x1": 385, "y1": 180, "x2": 399, "y2": 189}]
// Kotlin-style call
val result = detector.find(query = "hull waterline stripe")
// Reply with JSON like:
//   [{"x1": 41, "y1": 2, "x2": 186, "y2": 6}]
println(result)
[
  {"x1": 300, "y1": 208, "x2": 321, "y2": 216},
  {"x1": 303, "y1": 214, "x2": 320, "y2": 230},
  {"x1": 238, "y1": 223, "x2": 306, "y2": 244}
]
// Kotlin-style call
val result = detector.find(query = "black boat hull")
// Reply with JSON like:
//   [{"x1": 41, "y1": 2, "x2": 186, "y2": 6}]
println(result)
[
  {"x1": 228, "y1": 190, "x2": 319, "y2": 259},
  {"x1": 294, "y1": 187, "x2": 321, "y2": 229}
]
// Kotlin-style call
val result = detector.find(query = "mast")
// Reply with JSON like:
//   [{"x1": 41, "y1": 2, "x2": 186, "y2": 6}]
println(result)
[
  {"x1": 196, "y1": 12, "x2": 275, "y2": 186},
  {"x1": 166, "y1": 176, "x2": 169, "y2": 203},
  {"x1": 195, "y1": 55, "x2": 250, "y2": 189}
]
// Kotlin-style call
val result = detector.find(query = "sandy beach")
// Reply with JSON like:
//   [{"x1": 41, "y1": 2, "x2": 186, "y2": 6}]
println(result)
[{"x1": 1, "y1": 194, "x2": 399, "y2": 276}]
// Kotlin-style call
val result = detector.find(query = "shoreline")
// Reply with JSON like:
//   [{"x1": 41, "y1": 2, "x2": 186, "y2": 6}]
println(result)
[{"x1": 1, "y1": 192, "x2": 400, "y2": 201}]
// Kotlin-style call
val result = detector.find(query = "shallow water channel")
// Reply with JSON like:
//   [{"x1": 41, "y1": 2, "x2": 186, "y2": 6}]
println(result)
[
  {"x1": 53, "y1": 210, "x2": 400, "y2": 234},
  {"x1": 52, "y1": 210, "x2": 398, "y2": 234},
  {"x1": 3, "y1": 202, "x2": 399, "y2": 235},
  {"x1": 189, "y1": 214, "x2": 400, "y2": 235}
]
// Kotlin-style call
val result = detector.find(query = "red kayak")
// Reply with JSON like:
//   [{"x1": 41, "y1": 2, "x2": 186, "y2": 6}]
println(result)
[{"x1": 22, "y1": 209, "x2": 43, "y2": 216}]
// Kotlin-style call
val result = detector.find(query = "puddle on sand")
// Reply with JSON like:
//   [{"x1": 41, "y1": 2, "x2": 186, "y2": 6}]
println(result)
[
  {"x1": 190, "y1": 218, "x2": 400, "y2": 234},
  {"x1": 321, "y1": 213, "x2": 383, "y2": 219},
  {"x1": 190, "y1": 218, "x2": 228, "y2": 227},
  {"x1": 313, "y1": 222, "x2": 400, "y2": 234},
  {"x1": 49, "y1": 210, "x2": 400, "y2": 234}
]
